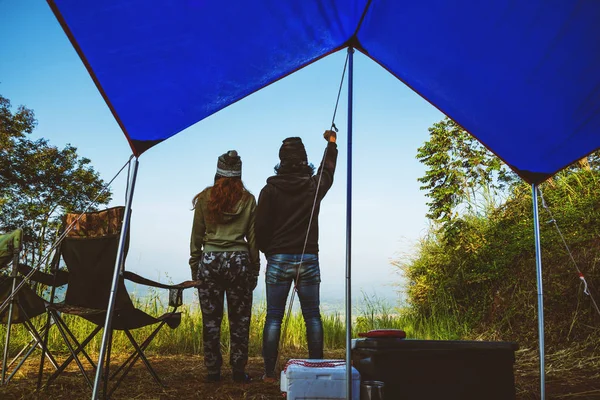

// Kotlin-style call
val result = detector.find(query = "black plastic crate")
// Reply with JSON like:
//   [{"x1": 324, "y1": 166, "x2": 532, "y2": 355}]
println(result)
[{"x1": 352, "y1": 338, "x2": 518, "y2": 400}]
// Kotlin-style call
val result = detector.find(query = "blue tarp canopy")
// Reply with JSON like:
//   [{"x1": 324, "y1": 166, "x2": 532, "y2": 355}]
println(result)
[{"x1": 49, "y1": 0, "x2": 600, "y2": 184}]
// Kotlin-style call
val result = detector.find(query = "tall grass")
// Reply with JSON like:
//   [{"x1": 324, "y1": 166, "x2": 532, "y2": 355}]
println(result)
[
  {"x1": 1, "y1": 292, "x2": 468, "y2": 359},
  {"x1": 356, "y1": 292, "x2": 470, "y2": 341}
]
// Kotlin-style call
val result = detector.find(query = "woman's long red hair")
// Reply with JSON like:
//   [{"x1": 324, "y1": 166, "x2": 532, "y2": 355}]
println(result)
[{"x1": 192, "y1": 177, "x2": 248, "y2": 224}]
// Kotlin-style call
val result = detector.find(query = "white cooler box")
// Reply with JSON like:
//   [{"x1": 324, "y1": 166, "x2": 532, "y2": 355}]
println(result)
[{"x1": 280, "y1": 359, "x2": 360, "y2": 400}]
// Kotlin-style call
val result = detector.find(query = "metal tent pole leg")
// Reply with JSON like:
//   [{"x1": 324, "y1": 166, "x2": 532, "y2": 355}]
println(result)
[
  {"x1": 91, "y1": 157, "x2": 139, "y2": 400},
  {"x1": 345, "y1": 45, "x2": 354, "y2": 400},
  {"x1": 532, "y1": 184, "x2": 545, "y2": 400}
]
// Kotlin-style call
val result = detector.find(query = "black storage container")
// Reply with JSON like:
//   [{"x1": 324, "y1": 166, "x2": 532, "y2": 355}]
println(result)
[{"x1": 352, "y1": 338, "x2": 518, "y2": 400}]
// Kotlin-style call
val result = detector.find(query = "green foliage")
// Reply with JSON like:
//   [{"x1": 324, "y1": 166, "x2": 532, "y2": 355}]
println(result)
[
  {"x1": 0, "y1": 94, "x2": 111, "y2": 267},
  {"x1": 403, "y1": 144, "x2": 600, "y2": 346},
  {"x1": 416, "y1": 117, "x2": 515, "y2": 233},
  {"x1": 0, "y1": 94, "x2": 36, "y2": 147}
]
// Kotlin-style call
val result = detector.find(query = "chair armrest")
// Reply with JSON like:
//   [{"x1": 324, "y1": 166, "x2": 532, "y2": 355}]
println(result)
[
  {"x1": 17, "y1": 263, "x2": 69, "y2": 287},
  {"x1": 123, "y1": 271, "x2": 202, "y2": 309},
  {"x1": 122, "y1": 271, "x2": 202, "y2": 290}
]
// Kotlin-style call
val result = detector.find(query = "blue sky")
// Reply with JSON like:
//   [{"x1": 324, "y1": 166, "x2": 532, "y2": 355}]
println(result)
[{"x1": 1, "y1": 0, "x2": 445, "y2": 306}]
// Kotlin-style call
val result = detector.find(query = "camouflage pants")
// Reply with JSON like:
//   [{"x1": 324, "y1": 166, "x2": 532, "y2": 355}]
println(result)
[{"x1": 196, "y1": 251, "x2": 253, "y2": 374}]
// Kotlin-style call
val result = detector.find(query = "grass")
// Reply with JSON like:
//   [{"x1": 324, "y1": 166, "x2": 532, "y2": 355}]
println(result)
[
  {"x1": 2, "y1": 292, "x2": 599, "y2": 399},
  {"x1": 355, "y1": 292, "x2": 471, "y2": 341},
  {"x1": 513, "y1": 341, "x2": 600, "y2": 399},
  {"x1": 1, "y1": 292, "x2": 465, "y2": 358}
]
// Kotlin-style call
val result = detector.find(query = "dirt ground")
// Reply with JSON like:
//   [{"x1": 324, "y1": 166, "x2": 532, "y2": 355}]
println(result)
[{"x1": 0, "y1": 348, "x2": 599, "y2": 399}]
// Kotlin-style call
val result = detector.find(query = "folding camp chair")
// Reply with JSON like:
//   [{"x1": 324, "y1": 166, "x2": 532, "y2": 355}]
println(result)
[
  {"x1": 44, "y1": 206, "x2": 198, "y2": 398},
  {"x1": 0, "y1": 229, "x2": 68, "y2": 386}
]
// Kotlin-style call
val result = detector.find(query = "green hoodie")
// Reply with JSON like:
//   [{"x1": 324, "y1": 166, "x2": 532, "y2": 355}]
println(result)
[{"x1": 189, "y1": 188, "x2": 259, "y2": 274}]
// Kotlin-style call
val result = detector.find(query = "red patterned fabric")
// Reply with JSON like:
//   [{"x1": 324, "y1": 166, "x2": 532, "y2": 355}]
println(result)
[
  {"x1": 283, "y1": 359, "x2": 346, "y2": 373},
  {"x1": 358, "y1": 329, "x2": 406, "y2": 338}
]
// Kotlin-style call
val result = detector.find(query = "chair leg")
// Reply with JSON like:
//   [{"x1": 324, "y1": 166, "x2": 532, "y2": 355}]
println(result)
[
  {"x1": 57, "y1": 314, "x2": 96, "y2": 368},
  {"x1": 2, "y1": 303, "x2": 58, "y2": 386},
  {"x1": 108, "y1": 323, "x2": 166, "y2": 397},
  {"x1": 52, "y1": 312, "x2": 98, "y2": 369},
  {"x1": 37, "y1": 310, "x2": 52, "y2": 390},
  {"x1": 32, "y1": 324, "x2": 59, "y2": 370},
  {"x1": 45, "y1": 322, "x2": 101, "y2": 387},
  {"x1": 7, "y1": 336, "x2": 37, "y2": 369},
  {"x1": 108, "y1": 321, "x2": 165, "y2": 383},
  {"x1": 1, "y1": 258, "x2": 19, "y2": 386},
  {"x1": 45, "y1": 329, "x2": 99, "y2": 387},
  {"x1": 4, "y1": 317, "x2": 57, "y2": 385},
  {"x1": 21, "y1": 316, "x2": 59, "y2": 369},
  {"x1": 50, "y1": 313, "x2": 94, "y2": 389},
  {"x1": 102, "y1": 328, "x2": 114, "y2": 400},
  {"x1": 5, "y1": 339, "x2": 38, "y2": 384},
  {"x1": 1, "y1": 298, "x2": 15, "y2": 385},
  {"x1": 45, "y1": 312, "x2": 102, "y2": 389},
  {"x1": 125, "y1": 328, "x2": 164, "y2": 386}
]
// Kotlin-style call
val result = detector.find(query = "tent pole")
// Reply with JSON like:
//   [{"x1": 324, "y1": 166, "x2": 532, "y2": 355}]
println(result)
[
  {"x1": 91, "y1": 157, "x2": 139, "y2": 400},
  {"x1": 532, "y1": 184, "x2": 545, "y2": 400},
  {"x1": 345, "y1": 45, "x2": 354, "y2": 400}
]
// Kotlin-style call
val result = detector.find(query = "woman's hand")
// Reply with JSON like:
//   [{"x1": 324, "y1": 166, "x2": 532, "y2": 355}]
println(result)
[
  {"x1": 190, "y1": 264, "x2": 199, "y2": 280},
  {"x1": 323, "y1": 130, "x2": 337, "y2": 143}
]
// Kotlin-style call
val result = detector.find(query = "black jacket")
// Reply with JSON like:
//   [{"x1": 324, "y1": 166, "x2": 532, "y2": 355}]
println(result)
[{"x1": 256, "y1": 142, "x2": 338, "y2": 256}]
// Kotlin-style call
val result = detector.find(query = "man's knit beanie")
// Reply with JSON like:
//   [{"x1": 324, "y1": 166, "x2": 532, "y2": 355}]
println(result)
[
  {"x1": 216, "y1": 150, "x2": 242, "y2": 178},
  {"x1": 279, "y1": 137, "x2": 308, "y2": 165}
]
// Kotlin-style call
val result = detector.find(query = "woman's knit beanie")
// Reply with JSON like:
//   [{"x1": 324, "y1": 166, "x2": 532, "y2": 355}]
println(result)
[{"x1": 216, "y1": 150, "x2": 242, "y2": 178}]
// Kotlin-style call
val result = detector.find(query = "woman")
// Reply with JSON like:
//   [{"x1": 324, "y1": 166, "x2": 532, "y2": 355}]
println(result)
[
  {"x1": 189, "y1": 150, "x2": 259, "y2": 383},
  {"x1": 255, "y1": 131, "x2": 338, "y2": 380}
]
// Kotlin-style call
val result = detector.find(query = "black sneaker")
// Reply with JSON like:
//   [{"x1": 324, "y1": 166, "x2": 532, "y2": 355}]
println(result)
[
  {"x1": 205, "y1": 372, "x2": 221, "y2": 383},
  {"x1": 232, "y1": 371, "x2": 252, "y2": 383}
]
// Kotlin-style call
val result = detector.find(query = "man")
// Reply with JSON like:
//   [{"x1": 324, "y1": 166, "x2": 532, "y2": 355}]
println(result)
[{"x1": 256, "y1": 130, "x2": 338, "y2": 380}]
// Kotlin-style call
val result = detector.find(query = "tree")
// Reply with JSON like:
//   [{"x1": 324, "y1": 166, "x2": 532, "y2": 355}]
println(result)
[
  {"x1": 416, "y1": 117, "x2": 514, "y2": 231},
  {"x1": 404, "y1": 117, "x2": 600, "y2": 345},
  {"x1": 0, "y1": 94, "x2": 36, "y2": 145},
  {"x1": 0, "y1": 94, "x2": 36, "y2": 204},
  {"x1": 0, "y1": 93, "x2": 111, "y2": 268}
]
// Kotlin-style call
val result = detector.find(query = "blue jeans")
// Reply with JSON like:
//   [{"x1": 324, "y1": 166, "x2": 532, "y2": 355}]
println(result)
[{"x1": 263, "y1": 254, "x2": 323, "y2": 376}]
